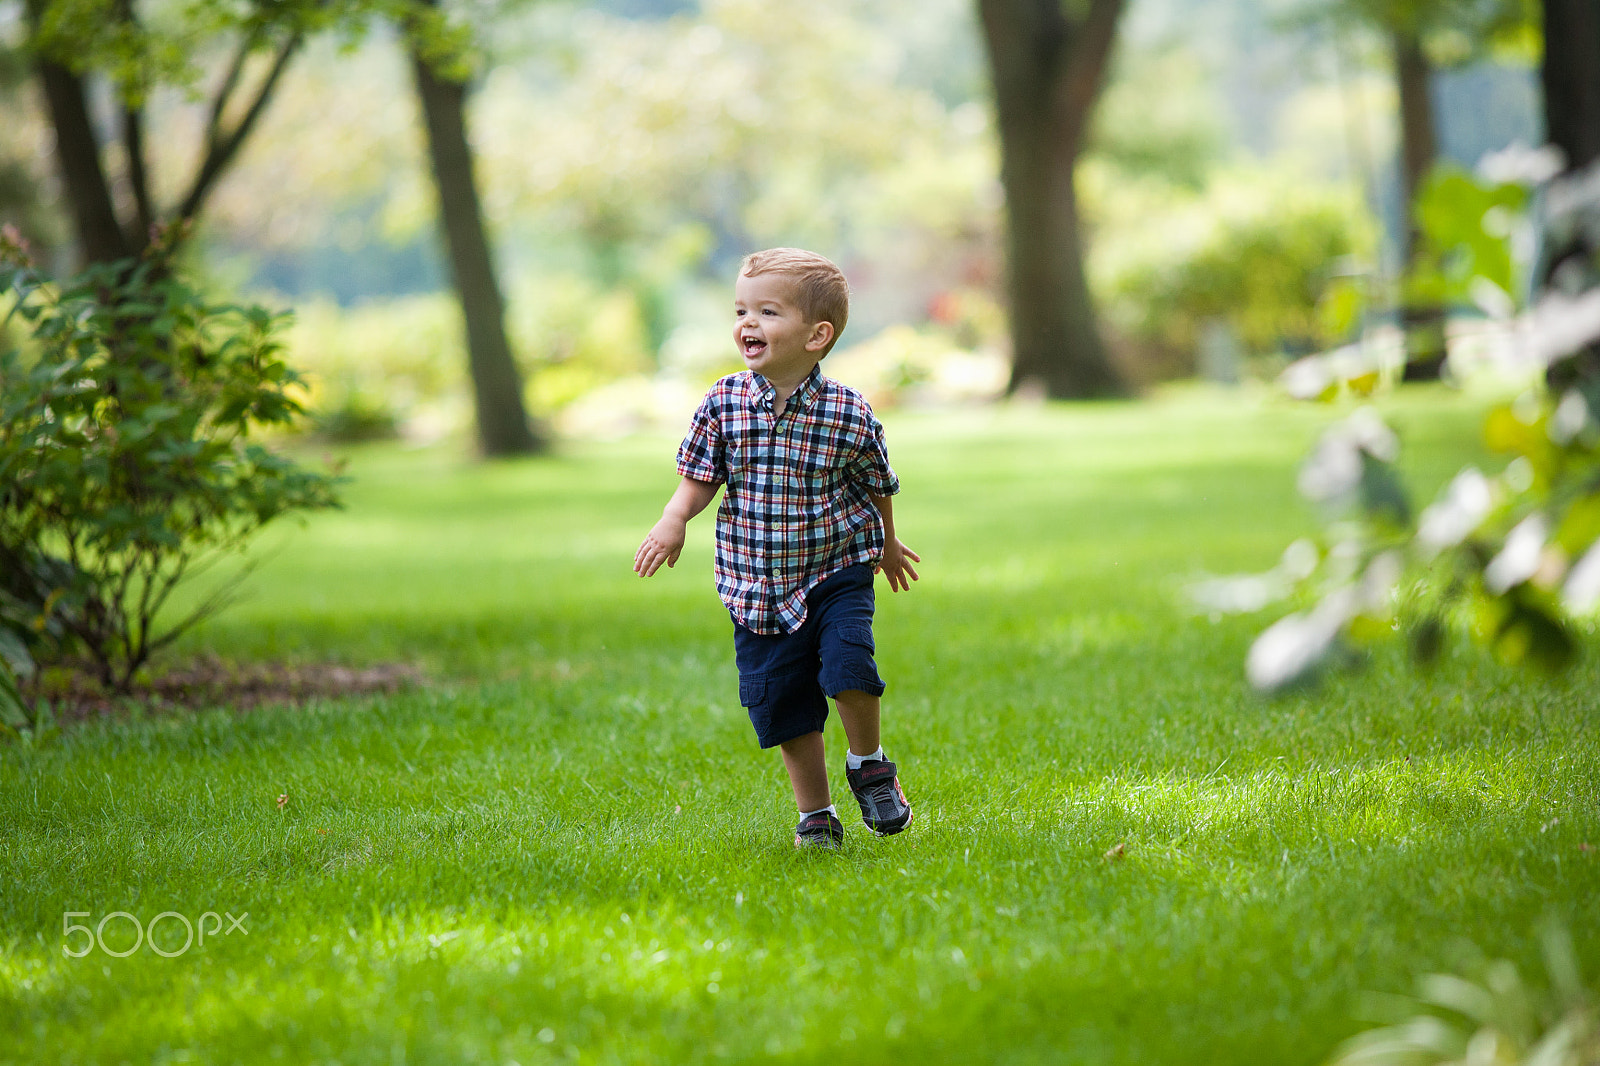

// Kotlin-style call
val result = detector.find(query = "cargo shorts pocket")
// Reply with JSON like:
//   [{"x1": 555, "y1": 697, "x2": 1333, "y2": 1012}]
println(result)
[
  {"x1": 821, "y1": 622, "x2": 884, "y2": 697},
  {"x1": 838, "y1": 623, "x2": 875, "y2": 652},
  {"x1": 738, "y1": 677, "x2": 766, "y2": 708}
]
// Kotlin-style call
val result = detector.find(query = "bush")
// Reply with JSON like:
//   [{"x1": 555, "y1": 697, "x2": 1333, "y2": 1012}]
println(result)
[
  {"x1": 1098, "y1": 174, "x2": 1377, "y2": 375},
  {"x1": 1199, "y1": 151, "x2": 1600, "y2": 691},
  {"x1": 0, "y1": 235, "x2": 342, "y2": 693}
]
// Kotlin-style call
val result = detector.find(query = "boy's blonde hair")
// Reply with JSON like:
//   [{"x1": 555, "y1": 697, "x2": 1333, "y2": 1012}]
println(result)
[{"x1": 739, "y1": 248, "x2": 850, "y2": 356}]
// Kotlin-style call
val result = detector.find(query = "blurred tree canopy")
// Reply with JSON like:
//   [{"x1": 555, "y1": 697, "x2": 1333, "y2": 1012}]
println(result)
[
  {"x1": 17, "y1": 0, "x2": 380, "y2": 267},
  {"x1": 0, "y1": 0, "x2": 1560, "y2": 434},
  {"x1": 1293, "y1": 0, "x2": 1538, "y2": 380}
]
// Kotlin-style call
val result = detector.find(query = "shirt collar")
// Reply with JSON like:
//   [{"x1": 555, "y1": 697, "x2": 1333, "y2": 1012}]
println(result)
[{"x1": 747, "y1": 364, "x2": 823, "y2": 412}]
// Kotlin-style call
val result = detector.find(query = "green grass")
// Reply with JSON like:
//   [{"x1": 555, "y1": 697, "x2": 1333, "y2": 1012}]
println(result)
[{"x1": 2, "y1": 386, "x2": 1596, "y2": 1065}]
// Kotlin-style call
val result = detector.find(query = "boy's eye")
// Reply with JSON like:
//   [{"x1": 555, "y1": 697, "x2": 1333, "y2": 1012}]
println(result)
[{"x1": 762, "y1": 308, "x2": 775, "y2": 315}]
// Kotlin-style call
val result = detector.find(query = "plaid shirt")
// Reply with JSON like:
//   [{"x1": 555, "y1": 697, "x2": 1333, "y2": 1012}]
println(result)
[{"x1": 677, "y1": 366, "x2": 900, "y2": 634}]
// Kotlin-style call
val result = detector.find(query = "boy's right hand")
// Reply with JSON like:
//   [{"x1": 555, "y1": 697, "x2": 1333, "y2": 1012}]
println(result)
[{"x1": 634, "y1": 517, "x2": 687, "y2": 577}]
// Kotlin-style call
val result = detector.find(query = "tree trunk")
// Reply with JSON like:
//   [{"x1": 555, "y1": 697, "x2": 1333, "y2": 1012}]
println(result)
[
  {"x1": 979, "y1": 0, "x2": 1127, "y2": 399},
  {"x1": 1540, "y1": 0, "x2": 1600, "y2": 394},
  {"x1": 1542, "y1": 0, "x2": 1600, "y2": 171},
  {"x1": 1393, "y1": 29, "x2": 1447, "y2": 382},
  {"x1": 33, "y1": 57, "x2": 132, "y2": 267},
  {"x1": 409, "y1": 31, "x2": 543, "y2": 457}
]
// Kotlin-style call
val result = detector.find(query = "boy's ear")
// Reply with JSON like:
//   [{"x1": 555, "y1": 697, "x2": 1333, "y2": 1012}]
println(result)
[{"x1": 804, "y1": 320, "x2": 835, "y2": 353}]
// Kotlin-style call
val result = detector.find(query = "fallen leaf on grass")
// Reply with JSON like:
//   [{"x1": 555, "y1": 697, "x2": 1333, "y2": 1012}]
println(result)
[{"x1": 1104, "y1": 842, "x2": 1126, "y2": 861}]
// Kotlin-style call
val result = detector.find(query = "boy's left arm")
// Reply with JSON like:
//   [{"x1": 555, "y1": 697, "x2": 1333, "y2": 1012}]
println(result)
[{"x1": 869, "y1": 492, "x2": 920, "y2": 593}]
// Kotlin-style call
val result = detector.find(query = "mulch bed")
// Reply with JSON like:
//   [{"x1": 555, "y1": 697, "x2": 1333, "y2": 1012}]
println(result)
[{"x1": 21, "y1": 655, "x2": 426, "y2": 723}]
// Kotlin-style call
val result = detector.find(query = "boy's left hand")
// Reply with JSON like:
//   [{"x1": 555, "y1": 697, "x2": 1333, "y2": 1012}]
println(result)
[{"x1": 876, "y1": 538, "x2": 921, "y2": 592}]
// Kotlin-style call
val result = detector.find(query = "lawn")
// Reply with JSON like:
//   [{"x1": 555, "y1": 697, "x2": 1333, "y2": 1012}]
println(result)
[{"x1": 2, "y1": 386, "x2": 1596, "y2": 1065}]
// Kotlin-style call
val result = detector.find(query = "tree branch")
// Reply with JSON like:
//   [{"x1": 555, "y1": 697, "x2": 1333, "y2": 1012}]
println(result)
[
  {"x1": 122, "y1": 104, "x2": 155, "y2": 241},
  {"x1": 177, "y1": 29, "x2": 302, "y2": 226},
  {"x1": 203, "y1": 33, "x2": 256, "y2": 158}
]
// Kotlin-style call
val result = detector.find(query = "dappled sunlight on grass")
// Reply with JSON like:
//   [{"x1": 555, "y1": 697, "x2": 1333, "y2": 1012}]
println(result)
[{"x1": 2, "y1": 391, "x2": 1596, "y2": 1063}]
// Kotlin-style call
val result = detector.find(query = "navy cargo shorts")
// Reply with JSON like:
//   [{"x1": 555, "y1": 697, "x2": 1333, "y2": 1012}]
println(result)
[{"x1": 732, "y1": 563, "x2": 885, "y2": 748}]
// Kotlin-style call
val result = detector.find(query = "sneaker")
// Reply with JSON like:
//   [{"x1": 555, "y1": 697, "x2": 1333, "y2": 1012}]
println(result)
[
  {"x1": 846, "y1": 758, "x2": 913, "y2": 836},
  {"x1": 794, "y1": 809, "x2": 845, "y2": 850}
]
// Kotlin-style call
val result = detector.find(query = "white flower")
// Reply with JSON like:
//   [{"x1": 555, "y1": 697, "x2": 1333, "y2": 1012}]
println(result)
[
  {"x1": 1484, "y1": 513, "x2": 1550, "y2": 594},
  {"x1": 1545, "y1": 157, "x2": 1600, "y2": 219},
  {"x1": 1281, "y1": 356, "x2": 1332, "y2": 400},
  {"x1": 1280, "y1": 538, "x2": 1319, "y2": 581},
  {"x1": 1298, "y1": 434, "x2": 1362, "y2": 502},
  {"x1": 1417, "y1": 468, "x2": 1493, "y2": 553},
  {"x1": 1526, "y1": 289, "x2": 1600, "y2": 366},
  {"x1": 1297, "y1": 409, "x2": 1397, "y2": 503},
  {"x1": 1550, "y1": 390, "x2": 1590, "y2": 445},
  {"x1": 1247, "y1": 587, "x2": 1355, "y2": 691},
  {"x1": 1360, "y1": 551, "x2": 1404, "y2": 612},
  {"x1": 1562, "y1": 540, "x2": 1600, "y2": 613},
  {"x1": 1186, "y1": 539, "x2": 1323, "y2": 616},
  {"x1": 1189, "y1": 574, "x2": 1282, "y2": 614},
  {"x1": 1469, "y1": 276, "x2": 1515, "y2": 321},
  {"x1": 1477, "y1": 143, "x2": 1565, "y2": 186},
  {"x1": 1345, "y1": 406, "x2": 1400, "y2": 461}
]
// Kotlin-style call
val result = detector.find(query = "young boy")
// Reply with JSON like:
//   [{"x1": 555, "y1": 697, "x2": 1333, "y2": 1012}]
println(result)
[{"x1": 633, "y1": 248, "x2": 920, "y2": 849}]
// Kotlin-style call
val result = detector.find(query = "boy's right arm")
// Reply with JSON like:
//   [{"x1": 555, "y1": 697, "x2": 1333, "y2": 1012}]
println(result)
[{"x1": 634, "y1": 476, "x2": 720, "y2": 577}]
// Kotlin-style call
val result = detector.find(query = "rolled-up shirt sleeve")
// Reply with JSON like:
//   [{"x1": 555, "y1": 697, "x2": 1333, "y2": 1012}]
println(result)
[
  {"x1": 848, "y1": 411, "x2": 899, "y2": 496},
  {"x1": 676, "y1": 395, "x2": 726, "y2": 484}
]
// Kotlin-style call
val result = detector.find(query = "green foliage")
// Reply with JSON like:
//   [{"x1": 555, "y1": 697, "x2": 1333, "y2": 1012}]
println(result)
[
  {"x1": 1215, "y1": 151, "x2": 1600, "y2": 690},
  {"x1": 26, "y1": 0, "x2": 383, "y2": 104},
  {"x1": 0, "y1": 240, "x2": 342, "y2": 692},
  {"x1": 1330, "y1": 926, "x2": 1598, "y2": 1066},
  {"x1": 1105, "y1": 180, "x2": 1374, "y2": 365},
  {"x1": 286, "y1": 292, "x2": 464, "y2": 432},
  {"x1": 285, "y1": 280, "x2": 657, "y2": 438},
  {"x1": 311, "y1": 390, "x2": 401, "y2": 443},
  {"x1": 1408, "y1": 164, "x2": 1531, "y2": 310},
  {"x1": 1088, "y1": 47, "x2": 1227, "y2": 190},
  {"x1": 512, "y1": 276, "x2": 654, "y2": 411},
  {"x1": 0, "y1": 623, "x2": 32, "y2": 731}
]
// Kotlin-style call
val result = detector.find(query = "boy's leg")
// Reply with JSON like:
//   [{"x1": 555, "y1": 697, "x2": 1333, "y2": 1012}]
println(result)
[
  {"x1": 811, "y1": 567, "x2": 911, "y2": 835},
  {"x1": 778, "y1": 731, "x2": 831, "y2": 812},
  {"x1": 833, "y1": 690, "x2": 880, "y2": 757}
]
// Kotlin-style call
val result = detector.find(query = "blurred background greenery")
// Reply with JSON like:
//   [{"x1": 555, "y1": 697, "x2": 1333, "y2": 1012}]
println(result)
[{"x1": 0, "y1": 0, "x2": 1551, "y2": 445}]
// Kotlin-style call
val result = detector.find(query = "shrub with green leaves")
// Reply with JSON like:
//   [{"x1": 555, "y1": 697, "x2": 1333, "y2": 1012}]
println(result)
[
  {"x1": 1328, "y1": 926, "x2": 1597, "y2": 1066},
  {"x1": 1201, "y1": 148, "x2": 1600, "y2": 690},
  {"x1": 1104, "y1": 183, "x2": 1375, "y2": 368},
  {"x1": 0, "y1": 238, "x2": 342, "y2": 693}
]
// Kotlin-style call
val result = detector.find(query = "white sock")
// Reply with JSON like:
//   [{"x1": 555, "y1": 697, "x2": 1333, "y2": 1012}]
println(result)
[
  {"x1": 801, "y1": 804, "x2": 838, "y2": 818},
  {"x1": 846, "y1": 746, "x2": 885, "y2": 770}
]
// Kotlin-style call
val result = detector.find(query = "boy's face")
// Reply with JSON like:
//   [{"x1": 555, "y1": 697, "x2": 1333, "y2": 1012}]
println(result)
[{"x1": 733, "y1": 272, "x2": 834, "y2": 383}]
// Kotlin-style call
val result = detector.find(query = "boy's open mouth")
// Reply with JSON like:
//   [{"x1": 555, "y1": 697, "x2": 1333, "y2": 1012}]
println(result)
[{"x1": 742, "y1": 337, "x2": 767, "y2": 357}]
